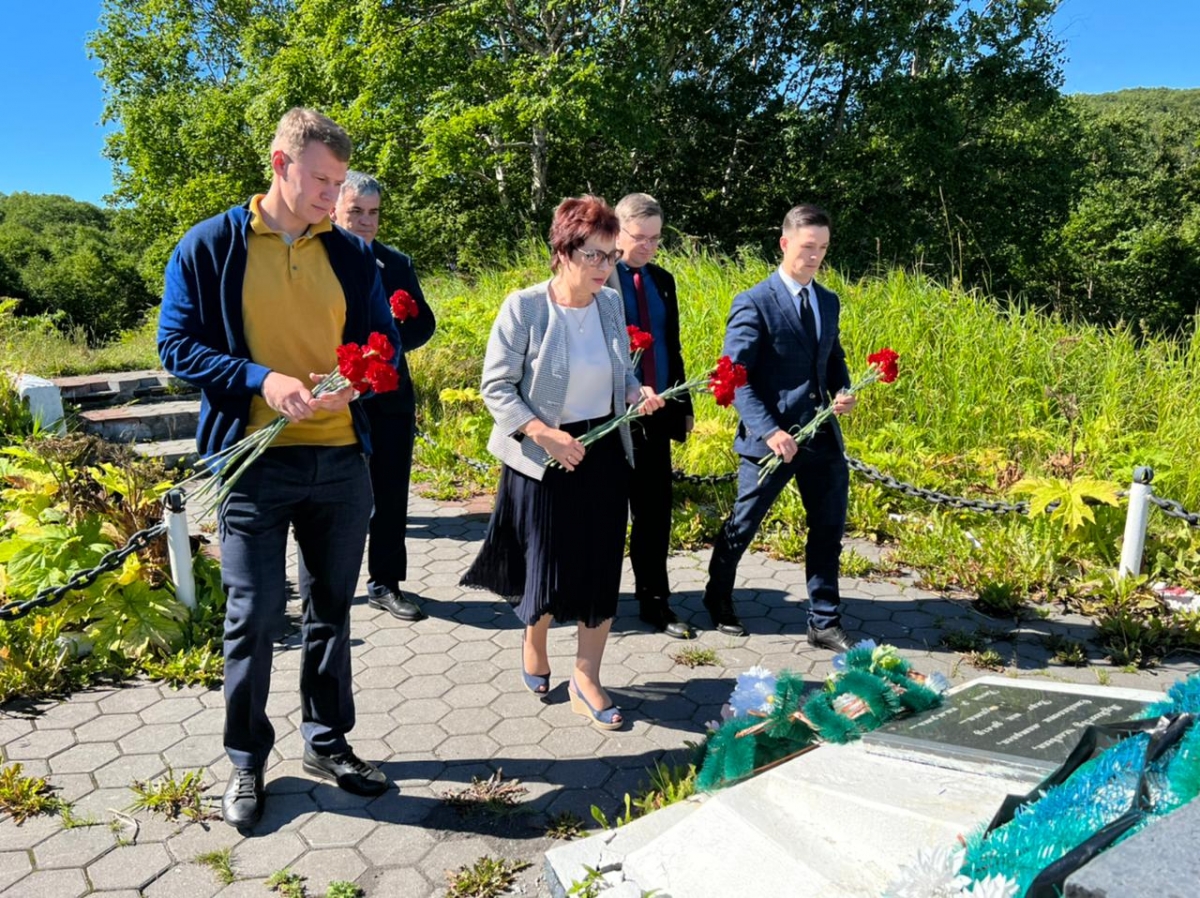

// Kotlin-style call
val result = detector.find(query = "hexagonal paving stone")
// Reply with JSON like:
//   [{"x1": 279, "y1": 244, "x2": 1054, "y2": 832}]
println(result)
[
  {"x1": 3, "y1": 728, "x2": 75, "y2": 760},
  {"x1": 356, "y1": 866, "x2": 434, "y2": 898},
  {"x1": 0, "y1": 850, "x2": 32, "y2": 892},
  {"x1": 0, "y1": 867, "x2": 89, "y2": 898},
  {"x1": 229, "y1": 831, "x2": 307, "y2": 878},
  {"x1": 289, "y1": 847, "x2": 368, "y2": 894},
  {"x1": 75, "y1": 713, "x2": 142, "y2": 743},
  {"x1": 438, "y1": 708, "x2": 501, "y2": 736},
  {"x1": 164, "y1": 819, "x2": 244, "y2": 863},
  {"x1": 352, "y1": 688, "x2": 405, "y2": 715},
  {"x1": 538, "y1": 724, "x2": 606, "y2": 759},
  {"x1": 140, "y1": 696, "x2": 205, "y2": 725},
  {"x1": 358, "y1": 822, "x2": 439, "y2": 867},
  {"x1": 488, "y1": 716, "x2": 552, "y2": 747},
  {"x1": 403, "y1": 653, "x2": 456, "y2": 676},
  {"x1": 86, "y1": 842, "x2": 172, "y2": 890},
  {"x1": 47, "y1": 740, "x2": 119, "y2": 775},
  {"x1": 183, "y1": 707, "x2": 227, "y2": 736},
  {"x1": 160, "y1": 735, "x2": 225, "y2": 768},
  {"x1": 32, "y1": 824, "x2": 116, "y2": 869},
  {"x1": 393, "y1": 697, "x2": 451, "y2": 725},
  {"x1": 440, "y1": 682, "x2": 501, "y2": 710},
  {"x1": 447, "y1": 641, "x2": 501, "y2": 662},
  {"x1": 98, "y1": 686, "x2": 163, "y2": 715},
  {"x1": 418, "y1": 836, "x2": 501, "y2": 883},
  {"x1": 396, "y1": 674, "x2": 453, "y2": 699},
  {"x1": 351, "y1": 664, "x2": 412, "y2": 690},
  {"x1": 94, "y1": 752, "x2": 168, "y2": 789},
  {"x1": 299, "y1": 808, "x2": 378, "y2": 848},
  {"x1": 30, "y1": 702, "x2": 101, "y2": 730},
  {"x1": 0, "y1": 811, "x2": 62, "y2": 851},
  {"x1": 142, "y1": 862, "x2": 224, "y2": 898},
  {"x1": 433, "y1": 733, "x2": 499, "y2": 762}
]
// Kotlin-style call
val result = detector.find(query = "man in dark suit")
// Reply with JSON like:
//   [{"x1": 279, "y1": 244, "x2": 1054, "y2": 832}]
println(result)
[
  {"x1": 328, "y1": 171, "x2": 436, "y2": 621},
  {"x1": 609, "y1": 193, "x2": 695, "y2": 639},
  {"x1": 703, "y1": 204, "x2": 859, "y2": 652}
]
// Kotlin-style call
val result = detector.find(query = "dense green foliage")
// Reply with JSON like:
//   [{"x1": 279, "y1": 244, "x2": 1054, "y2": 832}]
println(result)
[
  {"x1": 0, "y1": 428, "x2": 225, "y2": 701},
  {"x1": 0, "y1": 193, "x2": 158, "y2": 340}
]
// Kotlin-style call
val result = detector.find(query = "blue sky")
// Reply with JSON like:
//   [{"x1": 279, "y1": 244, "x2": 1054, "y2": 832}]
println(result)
[{"x1": 1, "y1": 0, "x2": 1198, "y2": 207}]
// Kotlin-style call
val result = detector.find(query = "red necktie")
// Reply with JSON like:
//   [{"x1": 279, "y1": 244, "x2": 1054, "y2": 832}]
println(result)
[{"x1": 632, "y1": 268, "x2": 658, "y2": 390}]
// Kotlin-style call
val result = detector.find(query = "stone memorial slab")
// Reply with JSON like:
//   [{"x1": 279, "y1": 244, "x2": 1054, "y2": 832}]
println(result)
[{"x1": 862, "y1": 676, "x2": 1163, "y2": 777}]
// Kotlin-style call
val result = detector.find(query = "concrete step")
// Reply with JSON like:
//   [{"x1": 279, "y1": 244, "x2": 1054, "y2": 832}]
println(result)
[
  {"x1": 78, "y1": 398, "x2": 200, "y2": 443},
  {"x1": 545, "y1": 741, "x2": 1035, "y2": 898},
  {"x1": 53, "y1": 370, "x2": 192, "y2": 404},
  {"x1": 132, "y1": 438, "x2": 200, "y2": 470}
]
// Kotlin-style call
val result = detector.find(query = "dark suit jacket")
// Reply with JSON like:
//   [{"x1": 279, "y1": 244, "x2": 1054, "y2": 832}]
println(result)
[
  {"x1": 723, "y1": 271, "x2": 851, "y2": 458},
  {"x1": 369, "y1": 241, "x2": 436, "y2": 416},
  {"x1": 609, "y1": 261, "x2": 693, "y2": 442}
]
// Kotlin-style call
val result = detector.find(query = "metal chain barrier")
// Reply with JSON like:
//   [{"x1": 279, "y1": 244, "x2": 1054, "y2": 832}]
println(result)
[
  {"x1": 1148, "y1": 494, "x2": 1200, "y2": 528},
  {"x1": 0, "y1": 522, "x2": 167, "y2": 622},
  {"x1": 844, "y1": 456, "x2": 1032, "y2": 514}
]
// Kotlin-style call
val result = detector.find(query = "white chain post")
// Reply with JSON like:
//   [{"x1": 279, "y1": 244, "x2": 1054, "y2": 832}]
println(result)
[
  {"x1": 1119, "y1": 466, "x2": 1155, "y2": 578},
  {"x1": 163, "y1": 489, "x2": 197, "y2": 611}
]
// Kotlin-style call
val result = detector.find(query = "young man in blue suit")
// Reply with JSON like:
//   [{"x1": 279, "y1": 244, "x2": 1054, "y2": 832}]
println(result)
[{"x1": 703, "y1": 204, "x2": 860, "y2": 652}]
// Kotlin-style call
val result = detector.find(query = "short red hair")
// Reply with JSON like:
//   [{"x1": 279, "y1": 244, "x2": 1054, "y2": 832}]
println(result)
[{"x1": 548, "y1": 195, "x2": 619, "y2": 271}]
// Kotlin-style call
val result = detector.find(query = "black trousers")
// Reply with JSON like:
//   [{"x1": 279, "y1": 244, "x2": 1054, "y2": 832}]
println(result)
[
  {"x1": 629, "y1": 413, "x2": 675, "y2": 599},
  {"x1": 296, "y1": 402, "x2": 415, "y2": 599},
  {"x1": 363, "y1": 401, "x2": 416, "y2": 589},
  {"x1": 221, "y1": 445, "x2": 372, "y2": 768}
]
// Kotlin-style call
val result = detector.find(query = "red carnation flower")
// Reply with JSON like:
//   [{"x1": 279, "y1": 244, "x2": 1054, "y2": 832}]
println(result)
[
  {"x1": 867, "y1": 347, "x2": 899, "y2": 384},
  {"x1": 337, "y1": 342, "x2": 368, "y2": 389},
  {"x1": 365, "y1": 359, "x2": 400, "y2": 394},
  {"x1": 365, "y1": 331, "x2": 395, "y2": 362},
  {"x1": 627, "y1": 325, "x2": 654, "y2": 354},
  {"x1": 708, "y1": 355, "x2": 748, "y2": 407},
  {"x1": 390, "y1": 289, "x2": 420, "y2": 322}
]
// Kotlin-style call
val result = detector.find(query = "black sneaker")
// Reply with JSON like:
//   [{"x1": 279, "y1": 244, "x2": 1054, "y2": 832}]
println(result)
[
  {"x1": 366, "y1": 582, "x2": 424, "y2": 621},
  {"x1": 302, "y1": 749, "x2": 390, "y2": 796},
  {"x1": 222, "y1": 766, "x2": 264, "y2": 828}
]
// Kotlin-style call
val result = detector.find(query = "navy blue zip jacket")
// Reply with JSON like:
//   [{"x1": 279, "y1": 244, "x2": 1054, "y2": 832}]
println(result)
[{"x1": 157, "y1": 202, "x2": 402, "y2": 458}]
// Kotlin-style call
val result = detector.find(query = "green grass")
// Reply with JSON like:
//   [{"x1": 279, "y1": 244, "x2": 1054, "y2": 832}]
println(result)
[
  {"x1": 0, "y1": 300, "x2": 159, "y2": 377},
  {"x1": 195, "y1": 848, "x2": 236, "y2": 885},
  {"x1": 444, "y1": 856, "x2": 531, "y2": 898},
  {"x1": 128, "y1": 768, "x2": 212, "y2": 821},
  {"x1": 670, "y1": 646, "x2": 721, "y2": 668},
  {"x1": 0, "y1": 763, "x2": 68, "y2": 823}
]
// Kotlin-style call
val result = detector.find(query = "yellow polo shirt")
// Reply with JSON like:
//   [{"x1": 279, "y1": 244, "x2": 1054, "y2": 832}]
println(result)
[{"x1": 243, "y1": 194, "x2": 357, "y2": 447}]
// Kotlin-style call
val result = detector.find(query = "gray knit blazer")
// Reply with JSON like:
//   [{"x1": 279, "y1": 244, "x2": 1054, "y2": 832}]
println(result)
[{"x1": 481, "y1": 280, "x2": 640, "y2": 480}]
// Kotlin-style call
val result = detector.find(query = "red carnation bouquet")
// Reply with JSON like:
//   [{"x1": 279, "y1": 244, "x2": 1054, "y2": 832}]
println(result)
[
  {"x1": 182, "y1": 333, "x2": 401, "y2": 512},
  {"x1": 627, "y1": 325, "x2": 653, "y2": 369},
  {"x1": 757, "y1": 347, "x2": 899, "y2": 483},
  {"x1": 546, "y1": 354, "x2": 748, "y2": 468},
  {"x1": 390, "y1": 289, "x2": 420, "y2": 322}
]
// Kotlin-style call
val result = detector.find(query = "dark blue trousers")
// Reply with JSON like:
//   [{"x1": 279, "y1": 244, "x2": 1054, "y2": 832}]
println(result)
[
  {"x1": 219, "y1": 445, "x2": 372, "y2": 769},
  {"x1": 363, "y1": 401, "x2": 416, "y2": 589},
  {"x1": 706, "y1": 431, "x2": 849, "y2": 629}
]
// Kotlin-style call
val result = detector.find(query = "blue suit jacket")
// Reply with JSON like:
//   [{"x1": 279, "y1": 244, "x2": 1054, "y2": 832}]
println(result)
[{"x1": 723, "y1": 272, "x2": 851, "y2": 458}]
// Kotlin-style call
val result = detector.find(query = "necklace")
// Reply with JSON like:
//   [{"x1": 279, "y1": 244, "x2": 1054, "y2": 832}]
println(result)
[{"x1": 562, "y1": 302, "x2": 594, "y2": 333}]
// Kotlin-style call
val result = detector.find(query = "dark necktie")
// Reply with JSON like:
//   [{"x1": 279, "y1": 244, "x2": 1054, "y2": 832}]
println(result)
[
  {"x1": 632, "y1": 268, "x2": 658, "y2": 390},
  {"x1": 798, "y1": 284, "x2": 818, "y2": 349}
]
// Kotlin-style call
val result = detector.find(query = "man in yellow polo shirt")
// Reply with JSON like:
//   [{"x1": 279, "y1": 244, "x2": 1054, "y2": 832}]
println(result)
[{"x1": 159, "y1": 108, "x2": 402, "y2": 829}]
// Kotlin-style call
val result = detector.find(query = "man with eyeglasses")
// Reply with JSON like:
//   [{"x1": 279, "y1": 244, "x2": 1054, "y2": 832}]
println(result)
[
  {"x1": 608, "y1": 193, "x2": 695, "y2": 639},
  {"x1": 326, "y1": 171, "x2": 436, "y2": 623}
]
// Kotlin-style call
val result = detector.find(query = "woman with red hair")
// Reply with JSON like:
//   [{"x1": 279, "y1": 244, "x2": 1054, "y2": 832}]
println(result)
[{"x1": 462, "y1": 195, "x2": 665, "y2": 730}]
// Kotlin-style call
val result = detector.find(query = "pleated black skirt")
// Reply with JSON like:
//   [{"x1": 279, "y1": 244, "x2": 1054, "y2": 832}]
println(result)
[{"x1": 461, "y1": 418, "x2": 631, "y2": 628}]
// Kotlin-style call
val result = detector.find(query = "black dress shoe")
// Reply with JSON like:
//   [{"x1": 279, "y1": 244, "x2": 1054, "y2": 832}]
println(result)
[
  {"x1": 367, "y1": 583, "x2": 424, "y2": 621},
  {"x1": 638, "y1": 598, "x2": 695, "y2": 640},
  {"x1": 807, "y1": 625, "x2": 855, "y2": 653},
  {"x1": 303, "y1": 749, "x2": 390, "y2": 796},
  {"x1": 703, "y1": 595, "x2": 747, "y2": 637},
  {"x1": 222, "y1": 766, "x2": 264, "y2": 829}
]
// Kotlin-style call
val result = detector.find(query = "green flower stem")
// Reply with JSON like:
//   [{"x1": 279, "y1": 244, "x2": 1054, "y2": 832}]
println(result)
[
  {"x1": 546, "y1": 372, "x2": 714, "y2": 468},
  {"x1": 179, "y1": 371, "x2": 353, "y2": 515},
  {"x1": 756, "y1": 366, "x2": 883, "y2": 484}
]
